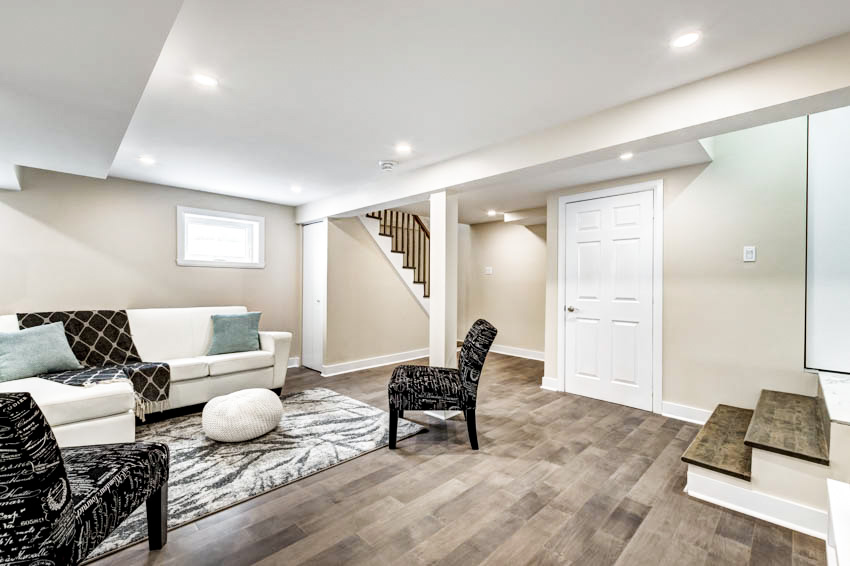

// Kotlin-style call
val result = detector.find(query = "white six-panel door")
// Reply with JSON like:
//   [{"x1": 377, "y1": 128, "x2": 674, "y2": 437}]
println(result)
[{"x1": 563, "y1": 190, "x2": 654, "y2": 411}]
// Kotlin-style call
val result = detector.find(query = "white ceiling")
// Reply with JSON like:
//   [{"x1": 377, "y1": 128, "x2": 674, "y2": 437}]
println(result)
[
  {"x1": 398, "y1": 140, "x2": 713, "y2": 224},
  {"x1": 108, "y1": 0, "x2": 850, "y2": 206},
  {"x1": 3, "y1": 1, "x2": 850, "y2": 209},
  {"x1": 0, "y1": 1, "x2": 182, "y2": 178}
]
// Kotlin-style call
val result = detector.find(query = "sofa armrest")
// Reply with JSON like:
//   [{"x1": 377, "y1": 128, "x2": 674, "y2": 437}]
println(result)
[{"x1": 259, "y1": 331, "x2": 293, "y2": 389}]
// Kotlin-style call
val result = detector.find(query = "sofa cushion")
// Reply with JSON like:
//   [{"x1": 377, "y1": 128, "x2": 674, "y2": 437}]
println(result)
[
  {"x1": 204, "y1": 351, "x2": 274, "y2": 376},
  {"x1": 126, "y1": 306, "x2": 248, "y2": 361},
  {"x1": 164, "y1": 357, "x2": 210, "y2": 382},
  {"x1": 0, "y1": 377, "x2": 134, "y2": 426}
]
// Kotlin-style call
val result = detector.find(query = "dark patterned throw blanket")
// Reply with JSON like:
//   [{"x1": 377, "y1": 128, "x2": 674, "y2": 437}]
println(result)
[{"x1": 17, "y1": 310, "x2": 170, "y2": 419}]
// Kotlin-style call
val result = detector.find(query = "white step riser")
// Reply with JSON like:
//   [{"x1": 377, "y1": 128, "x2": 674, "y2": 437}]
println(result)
[
  {"x1": 359, "y1": 215, "x2": 429, "y2": 315},
  {"x1": 685, "y1": 465, "x2": 828, "y2": 539},
  {"x1": 750, "y1": 447, "x2": 829, "y2": 511}
]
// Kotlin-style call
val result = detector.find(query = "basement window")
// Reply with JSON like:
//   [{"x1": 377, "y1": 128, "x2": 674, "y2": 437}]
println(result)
[{"x1": 177, "y1": 206, "x2": 265, "y2": 268}]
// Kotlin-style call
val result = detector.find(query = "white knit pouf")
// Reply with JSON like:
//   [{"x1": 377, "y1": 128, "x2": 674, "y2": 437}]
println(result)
[{"x1": 202, "y1": 388, "x2": 283, "y2": 442}]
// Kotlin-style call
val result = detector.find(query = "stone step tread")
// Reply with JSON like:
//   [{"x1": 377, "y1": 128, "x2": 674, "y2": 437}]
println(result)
[
  {"x1": 744, "y1": 390, "x2": 829, "y2": 465},
  {"x1": 682, "y1": 404, "x2": 753, "y2": 481}
]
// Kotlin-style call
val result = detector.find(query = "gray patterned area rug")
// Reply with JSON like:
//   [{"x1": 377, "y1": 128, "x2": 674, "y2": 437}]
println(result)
[{"x1": 87, "y1": 387, "x2": 425, "y2": 561}]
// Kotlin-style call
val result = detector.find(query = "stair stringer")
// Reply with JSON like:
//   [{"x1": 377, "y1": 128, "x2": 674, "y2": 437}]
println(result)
[{"x1": 359, "y1": 215, "x2": 429, "y2": 316}]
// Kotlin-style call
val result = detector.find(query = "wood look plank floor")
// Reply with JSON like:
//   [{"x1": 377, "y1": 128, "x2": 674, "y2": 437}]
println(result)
[{"x1": 93, "y1": 354, "x2": 825, "y2": 566}]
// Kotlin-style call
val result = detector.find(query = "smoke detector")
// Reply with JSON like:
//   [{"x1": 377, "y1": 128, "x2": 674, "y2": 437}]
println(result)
[{"x1": 378, "y1": 160, "x2": 398, "y2": 172}]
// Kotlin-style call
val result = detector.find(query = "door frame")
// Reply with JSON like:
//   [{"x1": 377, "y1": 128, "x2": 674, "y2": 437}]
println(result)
[
  {"x1": 556, "y1": 180, "x2": 664, "y2": 414},
  {"x1": 301, "y1": 218, "x2": 328, "y2": 372}
]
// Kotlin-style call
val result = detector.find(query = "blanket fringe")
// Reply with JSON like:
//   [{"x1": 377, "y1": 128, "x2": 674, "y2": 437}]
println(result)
[
  {"x1": 134, "y1": 395, "x2": 171, "y2": 421},
  {"x1": 83, "y1": 380, "x2": 170, "y2": 421}
]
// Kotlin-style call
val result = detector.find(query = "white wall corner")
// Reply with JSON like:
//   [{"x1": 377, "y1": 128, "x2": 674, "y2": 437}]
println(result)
[
  {"x1": 0, "y1": 163, "x2": 22, "y2": 191},
  {"x1": 698, "y1": 137, "x2": 716, "y2": 160},
  {"x1": 358, "y1": 215, "x2": 430, "y2": 315},
  {"x1": 541, "y1": 376, "x2": 562, "y2": 392},
  {"x1": 288, "y1": 356, "x2": 301, "y2": 368}
]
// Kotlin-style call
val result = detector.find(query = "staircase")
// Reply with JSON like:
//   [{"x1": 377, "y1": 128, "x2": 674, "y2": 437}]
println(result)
[
  {"x1": 360, "y1": 209, "x2": 430, "y2": 313},
  {"x1": 681, "y1": 382, "x2": 836, "y2": 539}
]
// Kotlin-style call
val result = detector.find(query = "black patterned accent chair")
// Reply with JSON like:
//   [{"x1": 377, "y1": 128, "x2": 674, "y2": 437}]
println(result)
[
  {"x1": 388, "y1": 319, "x2": 497, "y2": 450},
  {"x1": 0, "y1": 393, "x2": 169, "y2": 565}
]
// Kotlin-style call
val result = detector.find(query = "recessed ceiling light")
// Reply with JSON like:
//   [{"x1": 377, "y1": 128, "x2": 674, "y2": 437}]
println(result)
[
  {"x1": 670, "y1": 31, "x2": 701, "y2": 49},
  {"x1": 138, "y1": 155, "x2": 156, "y2": 165},
  {"x1": 291, "y1": 185, "x2": 302, "y2": 193},
  {"x1": 395, "y1": 142, "x2": 412, "y2": 155},
  {"x1": 193, "y1": 73, "x2": 219, "y2": 87},
  {"x1": 487, "y1": 209, "x2": 497, "y2": 217},
  {"x1": 619, "y1": 152, "x2": 634, "y2": 161}
]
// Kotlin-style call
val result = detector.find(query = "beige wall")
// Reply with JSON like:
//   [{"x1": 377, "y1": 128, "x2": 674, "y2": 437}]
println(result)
[
  {"x1": 325, "y1": 217, "x2": 428, "y2": 365},
  {"x1": 0, "y1": 168, "x2": 301, "y2": 354},
  {"x1": 544, "y1": 117, "x2": 810, "y2": 412},
  {"x1": 464, "y1": 221, "x2": 546, "y2": 352}
]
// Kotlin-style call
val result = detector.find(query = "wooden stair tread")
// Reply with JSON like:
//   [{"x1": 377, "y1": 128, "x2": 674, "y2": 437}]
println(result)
[
  {"x1": 744, "y1": 390, "x2": 829, "y2": 465},
  {"x1": 681, "y1": 404, "x2": 753, "y2": 481}
]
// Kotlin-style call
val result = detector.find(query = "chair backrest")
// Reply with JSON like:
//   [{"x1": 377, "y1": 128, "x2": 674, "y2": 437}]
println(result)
[
  {"x1": 458, "y1": 319, "x2": 498, "y2": 404},
  {"x1": 0, "y1": 392, "x2": 75, "y2": 564}
]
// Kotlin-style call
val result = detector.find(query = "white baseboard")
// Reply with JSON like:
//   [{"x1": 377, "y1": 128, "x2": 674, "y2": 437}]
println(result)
[
  {"x1": 489, "y1": 344, "x2": 544, "y2": 361},
  {"x1": 321, "y1": 348, "x2": 429, "y2": 377},
  {"x1": 662, "y1": 401, "x2": 712, "y2": 425},
  {"x1": 287, "y1": 356, "x2": 300, "y2": 368},
  {"x1": 541, "y1": 376, "x2": 561, "y2": 392},
  {"x1": 686, "y1": 467, "x2": 827, "y2": 540}
]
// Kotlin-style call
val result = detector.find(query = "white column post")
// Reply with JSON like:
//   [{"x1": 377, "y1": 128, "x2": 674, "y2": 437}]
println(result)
[
  {"x1": 426, "y1": 192, "x2": 460, "y2": 421},
  {"x1": 429, "y1": 191, "x2": 458, "y2": 368}
]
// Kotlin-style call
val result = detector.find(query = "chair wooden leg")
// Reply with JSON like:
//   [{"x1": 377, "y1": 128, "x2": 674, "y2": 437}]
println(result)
[
  {"x1": 466, "y1": 408, "x2": 478, "y2": 450},
  {"x1": 146, "y1": 483, "x2": 168, "y2": 550},
  {"x1": 389, "y1": 407, "x2": 398, "y2": 449}
]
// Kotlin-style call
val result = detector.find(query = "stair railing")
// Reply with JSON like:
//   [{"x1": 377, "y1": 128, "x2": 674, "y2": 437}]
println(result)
[{"x1": 365, "y1": 209, "x2": 430, "y2": 298}]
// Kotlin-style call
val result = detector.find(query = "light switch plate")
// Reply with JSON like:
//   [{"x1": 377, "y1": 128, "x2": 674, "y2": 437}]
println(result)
[
  {"x1": 743, "y1": 246, "x2": 757, "y2": 262},
  {"x1": 484, "y1": 266, "x2": 494, "y2": 275}
]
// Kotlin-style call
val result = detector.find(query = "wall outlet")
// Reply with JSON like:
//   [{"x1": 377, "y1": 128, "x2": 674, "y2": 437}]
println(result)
[
  {"x1": 484, "y1": 266, "x2": 494, "y2": 275},
  {"x1": 743, "y1": 246, "x2": 757, "y2": 262}
]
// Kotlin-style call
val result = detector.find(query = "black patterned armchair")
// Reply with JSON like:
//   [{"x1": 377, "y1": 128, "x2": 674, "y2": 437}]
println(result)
[
  {"x1": 388, "y1": 319, "x2": 497, "y2": 450},
  {"x1": 0, "y1": 392, "x2": 169, "y2": 565}
]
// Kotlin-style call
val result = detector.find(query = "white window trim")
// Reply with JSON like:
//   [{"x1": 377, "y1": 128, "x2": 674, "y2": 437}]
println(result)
[{"x1": 176, "y1": 206, "x2": 266, "y2": 269}]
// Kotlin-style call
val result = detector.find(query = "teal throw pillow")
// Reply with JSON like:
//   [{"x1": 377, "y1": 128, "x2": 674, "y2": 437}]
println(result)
[
  {"x1": 0, "y1": 322, "x2": 82, "y2": 382},
  {"x1": 207, "y1": 312, "x2": 262, "y2": 356}
]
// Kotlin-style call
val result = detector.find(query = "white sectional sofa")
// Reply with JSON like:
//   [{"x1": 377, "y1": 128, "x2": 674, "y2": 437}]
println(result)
[{"x1": 0, "y1": 306, "x2": 292, "y2": 447}]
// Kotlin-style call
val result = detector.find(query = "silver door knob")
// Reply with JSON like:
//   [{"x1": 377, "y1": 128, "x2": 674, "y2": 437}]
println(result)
[{"x1": 567, "y1": 306, "x2": 576, "y2": 312}]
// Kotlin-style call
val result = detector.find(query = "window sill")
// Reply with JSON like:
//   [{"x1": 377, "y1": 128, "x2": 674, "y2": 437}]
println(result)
[{"x1": 176, "y1": 259, "x2": 265, "y2": 269}]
